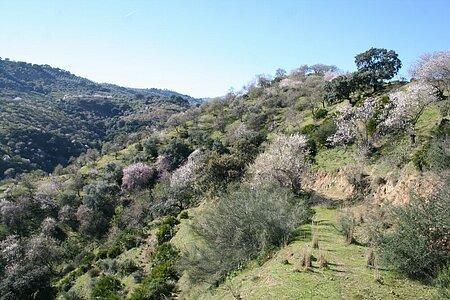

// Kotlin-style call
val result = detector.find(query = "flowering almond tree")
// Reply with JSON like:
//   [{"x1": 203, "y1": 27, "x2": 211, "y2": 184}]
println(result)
[
  {"x1": 410, "y1": 51, "x2": 450, "y2": 100},
  {"x1": 170, "y1": 149, "x2": 204, "y2": 190},
  {"x1": 382, "y1": 82, "x2": 439, "y2": 143},
  {"x1": 121, "y1": 163, "x2": 154, "y2": 190},
  {"x1": 249, "y1": 134, "x2": 310, "y2": 195},
  {"x1": 327, "y1": 97, "x2": 380, "y2": 155},
  {"x1": 168, "y1": 149, "x2": 206, "y2": 210}
]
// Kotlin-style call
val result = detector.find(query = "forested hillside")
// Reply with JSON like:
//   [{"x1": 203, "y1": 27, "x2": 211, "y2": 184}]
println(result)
[
  {"x1": 0, "y1": 49, "x2": 449, "y2": 299},
  {"x1": 0, "y1": 58, "x2": 201, "y2": 179}
]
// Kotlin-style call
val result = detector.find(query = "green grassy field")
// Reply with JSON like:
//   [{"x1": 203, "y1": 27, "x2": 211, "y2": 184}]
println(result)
[{"x1": 180, "y1": 206, "x2": 439, "y2": 300}]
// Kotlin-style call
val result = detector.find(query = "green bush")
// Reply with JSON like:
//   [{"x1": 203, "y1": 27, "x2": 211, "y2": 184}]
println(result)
[
  {"x1": 160, "y1": 216, "x2": 179, "y2": 227},
  {"x1": 313, "y1": 108, "x2": 328, "y2": 120},
  {"x1": 152, "y1": 243, "x2": 179, "y2": 267},
  {"x1": 436, "y1": 264, "x2": 450, "y2": 299},
  {"x1": 375, "y1": 187, "x2": 450, "y2": 281},
  {"x1": 155, "y1": 216, "x2": 179, "y2": 244},
  {"x1": 118, "y1": 259, "x2": 141, "y2": 276},
  {"x1": 156, "y1": 224, "x2": 174, "y2": 245},
  {"x1": 412, "y1": 145, "x2": 429, "y2": 171},
  {"x1": 107, "y1": 244, "x2": 123, "y2": 258},
  {"x1": 300, "y1": 119, "x2": 337, "y2": 148},
  {"x1": 129, "y1": 243, "x2": 179, "y2": 300},
  {"x1": 116, "y1": 229, "x2": 142, "y2": 250},
  {"x1": 58, "y1": 268, "x2": 85, "y2": 292},
  {"x1": 96, "y1": 248, "x2": 109, "y2": 260},
  {"x1": 313, "y1": 119, "x2": 337, "y2": 147},
  {"x1": 338, "y1": 211, "x2": 358, "y2": 244},
  {"x1": 181, "y1": 184, "x2": 313, "y2": 284},
  {"x1": 178, "y1": 211, "x2": 189, "y2": 219},
  {"x1": 79, "y1": 252, "x2": 95, "y2": 266},
  {"x1": 300, "y1": 124, "x2": 318, "y2": 135},
  {"x1": 91, "y1": 275, "x2": 123, "y2": 299},
  {"x1": 97, "y1": 258, "x2": 118, "y2": 274},
  {"x1": 159, "y1": 138, "x2": 192, "y2": 170},
  {"x1": 129, "y1": 274, "x2": 173, "y2": 300},
  {"x1": 143, "y1": 136, "x2": 160, "y2": 159}
]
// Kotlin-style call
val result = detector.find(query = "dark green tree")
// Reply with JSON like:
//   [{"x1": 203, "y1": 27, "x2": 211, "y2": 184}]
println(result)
[{"x1": 354, "y1": 48, "x2": 402, "y2": 90}]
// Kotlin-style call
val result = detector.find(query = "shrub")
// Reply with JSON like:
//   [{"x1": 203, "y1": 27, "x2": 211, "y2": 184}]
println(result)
[
  {"x1": 313, "y1": 108, "x2": 328, "y2": 120},
  {"x1": 436, "y1": 264, "x2": 450, "y2": 299},
  {"x1": 375, "y1": 187, "x2": 450, "y2": 281},
  {"x1": 115, "y1": 229, "x2": 142, "y2": 250},
  {"x1": 301, "y1": 119, "x2": 337, "y2": 148},
  {"x1": 91, "y1": 275, "x2": 123, "y2": 299},
  {"x1": 338, "y1": 211, "x2": 358, "y2": 244},
  {"x1": 152, "y1": 243, "x2": 179, "y2": 267},
  {"x1": 317, "y1": 251, "x2": 328, "y2": 268},
  {"x1": 178, "y1": 211, "x2": 189, "y2": 220},
  {"x1": 129, "y1": 243, "x2": 179, "y2": 300},
  {"x1": 366, "y1": 248, "x2": 375, "y2": 268},
  {"x1": 107, "y1": 244, "x2": 123, "y2": 258},
  {"x1": 412, "y1": 145, "x2": 429, "y2": 171},
  {"x1": 160, "y1": 216, "x2": 179, "y2": 227},
  {"x1": 300, "y1": 124, "x2": 318, "y2": 136},
  {"x1": 156, "y1": 216, "x2": 179, "y2": 245},
  {"x1": 79, "y1": 252, "x2": 95, "y2": 266},
  {"x1": 118, "y1": 259, "x2": 140, "y2": 276},
  {"x1": 58, "y1": 268, "x2": 85, "y2": 292},
  {"x1": 143, "y1": 136, "x2": 159, "y2": 159},
  {"x1": 311, "y1": 229, "x2": 319, "y2": 249},
  {"x1": 129, "y1": 267, "x2": 175, "y2": 300},
  {"x1": 298, "y1": 247, "x2": 312, "y2": 270},
  {"x1": 156, "y1": 224, "x2": 174, "y2": 245},
  {"x1": 97, "y1": 258, "x2": 118, "y2": 274},
  {"x1": 181, "y1": 184, "x2": 313, "y2": 284},
  {"x1": 159, "y1": 138, "x2": 192, "y2": 171}
]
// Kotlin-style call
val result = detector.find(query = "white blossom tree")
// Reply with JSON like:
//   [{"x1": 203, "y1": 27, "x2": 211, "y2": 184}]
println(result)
[
  {"x1": 410, "y1": 51, "x2": 450, "y2": 99},
  {"x1": 323, "y1": 70, "x2": 344, "y2": 82},
  {"x1": 0, "y1": 235, "x2": 22, "y2": 266},
  {"x1": 249, "y1": 134, "x2": 310, "y2": 195},
  {"x1": 40, "y1": 217, "x2": 58, "y2": 236},
  {"x1": 382, "y1": 82, "x2": 439, "y2": 143},
  {"x1": 170, "y1": 149, "x2": 204, "y2": 190},
  {"x1": 327, "y1": 97, "x2": 380, "y2": 155},
  {"x1": 168, "y1": 149, "x2": 207, "y2": 210}
]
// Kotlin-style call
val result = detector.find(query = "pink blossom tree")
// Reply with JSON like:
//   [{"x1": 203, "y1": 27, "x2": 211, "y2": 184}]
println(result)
[{"x1": 121, "y1": 162, "x2": 154, "y2": 190}]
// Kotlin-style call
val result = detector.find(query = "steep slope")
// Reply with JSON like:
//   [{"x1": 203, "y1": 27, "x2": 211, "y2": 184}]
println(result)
[{"x1": 0, "y1": 51, "x2": 448, "y2": 299}]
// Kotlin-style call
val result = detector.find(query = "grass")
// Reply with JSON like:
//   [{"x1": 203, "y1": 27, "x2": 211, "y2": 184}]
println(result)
[
  {"x1": 416, "y1": 105, "x2": 441, "y2": 138},
  {"x1": 180, "y1": 206, "x2": 438, "y2": 299},
  {"x1": 314, "y1": 146, "x2": 358, "y2": 172},
  {"x1": 67, "y1": 273, "x2": 92, "y2": 300}
]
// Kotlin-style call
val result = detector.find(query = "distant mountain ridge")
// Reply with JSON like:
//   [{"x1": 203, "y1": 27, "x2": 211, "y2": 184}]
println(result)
[
  {"x1": 0, "y1": 57, "x2": 201, "y2": 179},
  {"x1": 0, "y1": 57, "x2": 202, "y2": 104}
]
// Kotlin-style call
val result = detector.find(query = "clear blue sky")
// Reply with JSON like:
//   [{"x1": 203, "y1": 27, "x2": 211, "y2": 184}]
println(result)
[{"x1": 1, "y1": 0, "x2": 449, "y2": 97}]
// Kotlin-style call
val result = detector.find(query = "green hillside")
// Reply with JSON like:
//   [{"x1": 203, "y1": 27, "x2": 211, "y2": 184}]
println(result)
[
  {"x1": 174, "y1": 206, "x2": 438, "y2": 299},
  {"x1": 0, "y1": 49, "x2": 449, "y2": 300},
  {"x1": 0, "y1": 58, "x2": 200, "y2": 179}
]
